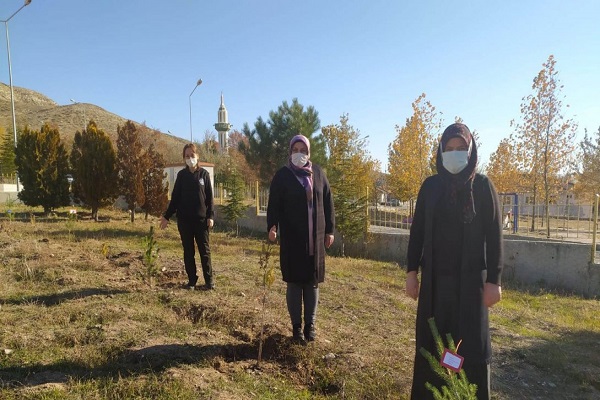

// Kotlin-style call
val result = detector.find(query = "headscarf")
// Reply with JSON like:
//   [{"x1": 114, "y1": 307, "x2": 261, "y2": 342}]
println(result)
[
  {"x1": 435, "y1": 123, "x2": 478, "y2": 223},
  {"x1": 287, "y1": 134, "x2": 313, "y2": 204}
]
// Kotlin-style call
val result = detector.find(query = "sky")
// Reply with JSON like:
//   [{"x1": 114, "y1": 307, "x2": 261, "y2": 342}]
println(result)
[{"x1": 1, "y1": 0, "x2": 599, "y2": 171}]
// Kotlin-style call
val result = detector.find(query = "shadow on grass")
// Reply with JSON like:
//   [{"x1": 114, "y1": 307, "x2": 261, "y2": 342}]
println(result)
[
  {"x1": 495, "y1": 328, "x2": 600, "y2": 398},
  {"x1": 43, "y1": 227, "x2": 146, "y2": 241},
  {"x1": 0, "y1": 288, "x2": 129, "y2": 307},
  {"x1": 0, "y1": 333, "x2": 305, "y2": 389}
]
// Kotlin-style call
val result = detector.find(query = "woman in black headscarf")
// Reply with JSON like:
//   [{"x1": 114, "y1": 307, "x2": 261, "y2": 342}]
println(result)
[{"x1": 405, "y1": 123, "x2": 503, "y2": 400}]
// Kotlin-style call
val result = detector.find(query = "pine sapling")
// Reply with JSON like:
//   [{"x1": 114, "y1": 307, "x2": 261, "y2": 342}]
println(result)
[
  {"x1": 141, "y1": 226, "x2": 160, "y2": 286},
  {"x1": 256, "y1": 241, "x2": 275, "y2": 367},
  {"x1": 419, "y1": 317, "x2": 478, "y2": 400},
  {"x1": 101, "y1": 243, "x2": 111, "y2": 259},
  {"x1": 65, "y1": 209, "x2": 77, "y2": 237}
]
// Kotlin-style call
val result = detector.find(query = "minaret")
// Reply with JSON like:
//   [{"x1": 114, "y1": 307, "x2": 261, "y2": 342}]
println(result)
[{"x1": 214, "y1": 93, "x2": 232, "y2": 153}]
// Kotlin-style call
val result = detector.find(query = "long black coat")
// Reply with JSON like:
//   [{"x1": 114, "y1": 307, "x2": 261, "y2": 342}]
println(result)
[
  {"x1": 407, "y1": 173, "x2": 503, "y2": 364},
  {"x1": 267, "y1": 164, "x2": 335, "y2": 283}
]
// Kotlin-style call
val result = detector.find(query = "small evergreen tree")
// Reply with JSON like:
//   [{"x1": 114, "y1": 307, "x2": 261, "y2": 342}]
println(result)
[
  {"x1": 0, "y1": 126, "x2": 17, "y2": 179},
  {"x1": 256, "y1": 241, "x2": 274, "y2": 367},
  {"x1": 70, "y1": 121, "x2": 119, "y2": 221},
  {"x1": 117, "y1": 120, "x2": 145, "y2": 222},
  {"x1": 15, "y1": 124, "x2": 70, "y2": 214},
  {"x1": 420, "y1": 318, "x2": 478, "y2": 399},
  {"x1": 141, "y1": 226, "x2": 160, "y2": 287},
  {"x1": 141, "y1": 144, "x2": 169, "y2": 220},
  {"x1": 221, "y1": 159, "x2": 247, "y2": 235}
]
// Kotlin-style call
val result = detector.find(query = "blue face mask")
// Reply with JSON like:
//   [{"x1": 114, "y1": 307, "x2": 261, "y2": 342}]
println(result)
[{"x1": 442, "y1": 151, "x2": 469, "y2": 174}]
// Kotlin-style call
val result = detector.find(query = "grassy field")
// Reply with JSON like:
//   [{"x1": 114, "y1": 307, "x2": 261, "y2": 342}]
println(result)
[{"x1": 0, "y1": 207, "x2": 599, "y2": 399}]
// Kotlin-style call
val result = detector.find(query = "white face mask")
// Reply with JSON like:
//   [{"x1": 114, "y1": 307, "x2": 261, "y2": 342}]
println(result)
[
  {"x1": 442, "y1": 151, "x2": 469, "y2": 174},
  {"x1": 291, "y1": 152, "x2": 309, "y2": 167},
  {"x1": 185, "y1": 157, "x2": 198, "y2": 168}
]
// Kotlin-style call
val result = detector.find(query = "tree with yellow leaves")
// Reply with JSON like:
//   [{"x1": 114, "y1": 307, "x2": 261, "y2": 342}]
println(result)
[
  {"x1": 486, "y1": 138, "x2": 522, "y2": 194},
  {"x1": 322, "y1": 114, "x2": 379, "y2": 256},
  {"x1": 511, "y1": 55, "x2": 577, "y2": 236},
  {"x1": 575, "y1": 127, "x2": 600, "y2": 202},
  {"x1": 388, "y1": 93, "x2": 441, "y2": 205}
]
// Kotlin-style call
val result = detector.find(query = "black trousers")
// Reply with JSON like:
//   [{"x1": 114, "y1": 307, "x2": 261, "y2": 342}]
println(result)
[{"x1": 177, "y1": 217, "x2": 212, "y2": 286}]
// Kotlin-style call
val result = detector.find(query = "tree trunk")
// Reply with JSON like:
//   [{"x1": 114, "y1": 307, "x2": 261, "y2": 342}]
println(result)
[
  {"x1": 546, "y1": 198, "x2": 551, "y2": 238},
  {"x1": 130, "y1": 207, "x2": 135, "y2": 223}
]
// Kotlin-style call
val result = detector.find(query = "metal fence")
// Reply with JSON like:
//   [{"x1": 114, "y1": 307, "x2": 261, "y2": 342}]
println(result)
[
  {"x1": 227, "y1": 183, "x2": 599, "y2": 248},
  {"x1": 0, "y1": 174, "x2": 17, "y2": 184},
  {"x1": 225, "y1": 184, "x2": 599, "y2": 263},
  {"x1": 369, "y1": 203, "x2": 413, "y2": 231},
  {"x1": 213, "y1": 182, "x2": 268, "y2": 214},
  {"x1": 499, "y1": 203, "x2": 599, "y2": 240},
  {"x1": 368, "y1": 200, "x2": 599, "y2": 240}
]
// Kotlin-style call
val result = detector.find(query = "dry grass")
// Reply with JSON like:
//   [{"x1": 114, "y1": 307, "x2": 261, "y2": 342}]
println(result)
[{"x1": 0, "y1": 207, "x2": 599, "y2": 399}]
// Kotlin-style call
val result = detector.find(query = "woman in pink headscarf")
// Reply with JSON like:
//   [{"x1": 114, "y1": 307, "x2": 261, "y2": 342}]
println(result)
[{"x1": 267, "y1": 134, "x2": 335, "y2": 343}]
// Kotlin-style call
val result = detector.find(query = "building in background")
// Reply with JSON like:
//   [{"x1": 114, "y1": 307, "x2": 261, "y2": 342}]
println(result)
[{"x1": 214, "y1": 93, "x2": 232, "y2": 153}]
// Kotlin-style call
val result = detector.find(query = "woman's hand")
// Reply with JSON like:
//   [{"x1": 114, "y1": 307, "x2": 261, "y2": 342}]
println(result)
[
  {"x1": 207, "y1": 218, "x2": 214, "y2": 229},
  {"x1": 159, "y1": 216, "x2": 168, "y2": 230},
  {"x1": 406, "y1": 271, "x2": 419, "y2": 300},
  {"x1": 483, "y1": 282, "x2": 502, "y2": 307},
  {"x1": 268, "y1": 226, "x2": 277, "y2": 242},
  {"x1": 325, "y1": 234, "x2": 334, "y2": 249}
]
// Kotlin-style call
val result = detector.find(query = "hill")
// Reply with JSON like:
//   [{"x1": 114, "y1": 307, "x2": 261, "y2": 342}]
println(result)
[{"x1": 0, "y1": 83, "x2": 188, "y2": 164}]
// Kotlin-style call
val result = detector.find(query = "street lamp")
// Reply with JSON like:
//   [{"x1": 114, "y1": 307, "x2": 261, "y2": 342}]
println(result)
[
  {"x1": 188, "y1": 78, "x2": 202, "y2": 142},
  {"x1": 70, "y1": 98, "x2": 86, "y2": 130},
  {"x1": 2, "y1": 0, "x2": 32, "y2": 192}
]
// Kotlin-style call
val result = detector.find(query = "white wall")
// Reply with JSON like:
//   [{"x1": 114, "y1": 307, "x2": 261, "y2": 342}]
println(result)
[{"x1": 164, "y1": 162, "x2": 214, "y2": 197}]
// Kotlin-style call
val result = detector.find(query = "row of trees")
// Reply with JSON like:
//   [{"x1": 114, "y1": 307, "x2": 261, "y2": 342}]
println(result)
[
  {"x1": 1, "y1": 53, "x2": 596, "y2": 243},
  {"x1": 385, "y1": 55, "x2": 598, "y2": 236},
  {"x1": 216, "y1": 54, "x2": 596, "y2": 246},
  {"x1": 178, "y1": 98, "x2": 376, "y2": 251},
  {"x1": 13, "y1": 120, "x2": 168, "y2": 221}
]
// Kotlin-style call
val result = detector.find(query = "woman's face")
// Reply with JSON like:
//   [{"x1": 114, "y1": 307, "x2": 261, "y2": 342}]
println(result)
[
  {"x1": 184, "y1": 148, "x2": 197, "y2": 160},
  {"x1": 444, "y1": 137, "x2": 468, "y2": 152},
  {"x1": 291, "y1": 141, "x2": 308, "y2": 155}
]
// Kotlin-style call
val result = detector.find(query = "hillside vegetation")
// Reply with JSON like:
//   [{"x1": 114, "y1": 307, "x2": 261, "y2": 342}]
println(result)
[{"x1": 0, "y1": 83, "x2": 187, "y2": 164}]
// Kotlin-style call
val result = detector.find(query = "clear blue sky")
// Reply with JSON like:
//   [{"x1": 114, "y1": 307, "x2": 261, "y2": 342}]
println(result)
[{"x1": 2, "y1": 0, "x2": 599, "y2": 171}]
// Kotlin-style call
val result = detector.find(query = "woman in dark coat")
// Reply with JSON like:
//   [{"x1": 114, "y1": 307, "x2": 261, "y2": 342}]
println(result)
[
  {"x1": 267, "y1": 134, "x2": 335, "y2": 342},
  {"x1": 405, "y1": 123, "x2": 503, "y2": 400},
  {"x1": 160, "y1": 143, "x2": 215, "y2": 290}
]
